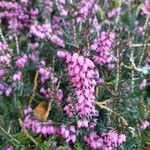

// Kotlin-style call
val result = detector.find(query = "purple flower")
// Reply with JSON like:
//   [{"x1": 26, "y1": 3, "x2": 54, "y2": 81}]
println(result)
[
  {"x1": 57, "y1": 51, "x2": 99, "y2": 123},
  {"x1": 91, "y1": 32, "x2": 115, "y2": 67},
  {"x1": 30, "y1": 23, "x2": 64, "y2": 47},
  {"x1": 15, "y1": 54, "x2": 28, "y2": 68},
  {"x1": 13, "y1": 71, "x2": 22, "y2": 81},
  {"x1": 85, "y1": 130, "x2": 126, "y2": 150}
]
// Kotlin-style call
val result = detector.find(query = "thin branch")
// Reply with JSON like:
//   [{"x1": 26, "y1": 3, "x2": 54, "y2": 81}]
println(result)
[
  {"x1": 144, "y1": 15, "x2": 150, "y2": 29},
  {"x1": 115, "y1": 46, "x2": 120, "y2": 93},
  {"x1": 130, "y1": 43, "x2": 150, "y2": 47},
  {"x1": 0, "y1": 24, "x2": 6, "y2": 43},
  {"x1": 19, "y1": 119, "x2": 38, "y2": 145},
  {"x1": 29, "y1": 71, "x2": 38, "y2": 105},
  {"x1": 130, "y1": 49, "x2": 135, "y2": 92},
  {"x1": 72, "y1": 17, "x2": 78, "y2": 48},
  {"x1": 14, "y1": 34, "x2": 19, "y2": 54},
  {"x1": 0, "y1": 125, "x2": 20, "y2": 144},
  {"x1": 95, "y1": 101, "x2": 128, "y2": 127}
]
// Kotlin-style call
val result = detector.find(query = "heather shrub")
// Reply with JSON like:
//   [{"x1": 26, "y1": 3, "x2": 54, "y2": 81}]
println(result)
[{"x1": 0, "y1": 0, "x2": 150, "y2": 150}]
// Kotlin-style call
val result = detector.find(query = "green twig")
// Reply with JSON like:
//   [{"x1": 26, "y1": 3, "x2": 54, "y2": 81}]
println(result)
[{"x1": 0, "y1": 125, "x2": 20, "y2": 144}]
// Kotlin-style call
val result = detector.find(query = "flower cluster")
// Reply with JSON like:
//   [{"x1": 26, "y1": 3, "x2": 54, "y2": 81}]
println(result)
[
  {"x1": 40, "y1": 87, "x2": 63, "y2": 102},
  {"x1": 0, "y1": 0, "x2": 148, "y2": 149},
  {"x1": 38, "y1": 66, "x2": 53, "y2": 83},
  {"x1": 23, "y1": 115, "x2": 58, "y2": 136},
  {"x1": 57, "y1": 0, "x2": 68, "y2": 16},
  {"x1": 60, "y1": 125, "x2": 76, "y2": 143},
  {"x1": 64, "y1": 103, "x2": 76, "y2": 117},
  {"x1": 76, "y1": 0, "x2": 99, "y2": 23},
  {"x1": 57, "y1": 51, "x2": 99, "y2": 127},
  {"x1": 15, "y1": 54, "x2": 28, "y2": 68},
  {"x1": 43, "y1": 0, "x2": 53, "y2": 17},
  {"x1": 84, "y1": 130, "x2": 126, "y2": 150},
  {"x1": 0, "y1": 1, "x2": 38, "y2": 30},
  {"x1": 57, "y1": 51, "x2": 98, "y2": 115},
  {"x1": 84, "y1": 132, "x2": 102, "y2": 149},
  {"x1": 40, "y1": 87, "x2": 52, "y2": 100},
  {"x1": 141, "y1": 0, "x2": 150, "y2": 16},
  {"x1": 101, "y1": 130, "x2": 126, "y2": 149},
  {"x1": 30, "y1": 23, "x2": 64, "y2": 47},
  {"x1": 91, "y1": 32, "x2": 116, "y2": 68},
  {"x1": 23, "y1": 107, "x2": 76, "y2": 143},
  {"x1": 0, "y1": 41, "x2": 13, "y2": 96}
]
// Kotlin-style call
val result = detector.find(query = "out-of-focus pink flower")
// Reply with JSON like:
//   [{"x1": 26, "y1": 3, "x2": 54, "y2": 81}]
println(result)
[
  {"x1": 20, "y1": 0, "x2": 29, "y2": 3},
  {"x1": 141, "y1": 0, "x2": 150, "y2": 16},
  {"x1": 5, "y1": 145, "x2": 14, "y2": 150},
  {"x1": 140, "y1": 79, "x2": 147, "y2": 90},
  {"x1": 140, "y1": 120, "x2": 150, "y2": 129},
  {"x1": 107, "y1": 8, "x2": 120, "y2": 18},
  {"x1": 5, "y1": 87, "x2": 12, "y2": 96}
]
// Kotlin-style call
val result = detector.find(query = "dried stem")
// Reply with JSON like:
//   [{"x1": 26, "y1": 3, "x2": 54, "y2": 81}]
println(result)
[
  {"x1": 144, "y1": 15, "x2": 150, "y2": 30},
  {"x1": 115, "y1": 46, "x2": 120, "y2": 93},
  {"x1": 131, "y1": 48, "x2": 135, "y2": 92},
  {"x1": 130, "y1": 43, "x2": 150, "y2": 47},
  {"x1": 19, "y1": 119, "x2": 38, "y2": 145},
  {"x1": 115, "y1": 0, "x2": 123, "y2": 24},
  {"x1": 96, "y1": 101, "x2": 128, "y2": 127},
  {"x1": 29, "y1": 71, "x2": 38, "y2": 105},
  {"x1": 72, "y1": 18, "x2": 78, "y2": 48},
  {"x1": 138, "y1": 36, "x2": 150, "y2": 67}
]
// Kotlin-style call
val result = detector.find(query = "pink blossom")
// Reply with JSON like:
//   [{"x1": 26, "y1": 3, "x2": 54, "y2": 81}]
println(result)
[
  {"x1": 13, "y1": 72, "x2": 22, "y2": 81},
  {"x1": 140, "y1": 120, "x2": 150, "y2": 129},
  {"x1": 16, "y1": 54, "x2": 28, "y2": 68},
  {"x1": 141, "y1": 0, "x2": 150, "y2": 16},
  {"x1": 107, "y1": 8, "x2": 120, "y2": 18},
  {"x1": 5, "y1": 87, "x2": 12, "y2": 96},
  {"x1": 140, "y1": 79, "x2": 147, "y2": 89}
]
